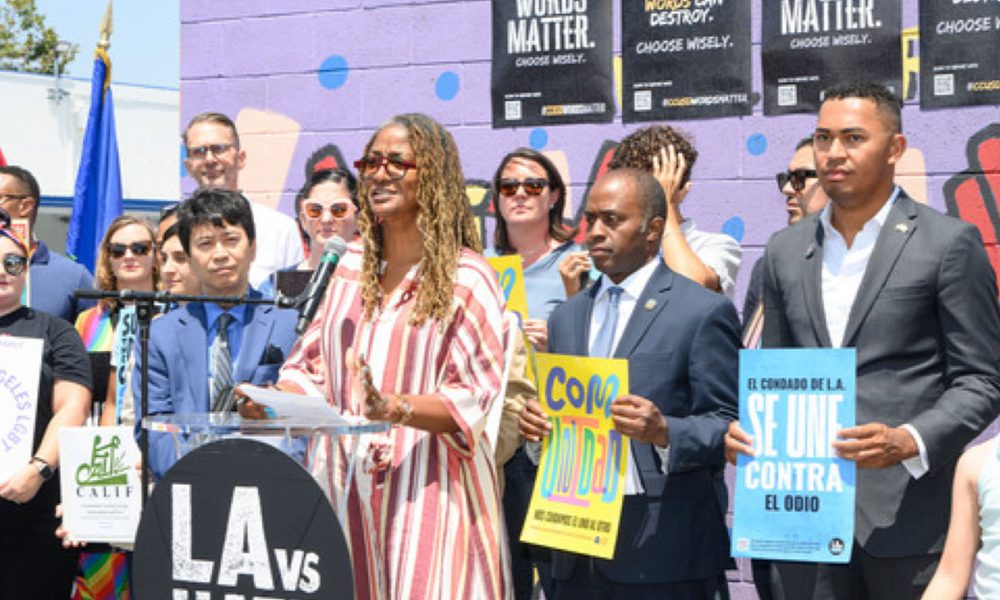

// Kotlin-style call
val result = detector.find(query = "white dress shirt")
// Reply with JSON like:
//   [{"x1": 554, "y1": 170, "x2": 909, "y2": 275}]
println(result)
[
  {"x1": 819, "y1": 186, "x2": 929, "y2": 479},
  {"x1": 589, "y1": 258, "x2": 670, "y2": 494}
]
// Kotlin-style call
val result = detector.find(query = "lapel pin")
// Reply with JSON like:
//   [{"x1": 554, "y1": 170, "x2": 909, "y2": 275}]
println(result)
[
  {"x1": 895, "y1": 223, "x2": 909, "y2": 233},
  {"x1": 644, "y1": 299, "x2": 657, "y2": 311}
]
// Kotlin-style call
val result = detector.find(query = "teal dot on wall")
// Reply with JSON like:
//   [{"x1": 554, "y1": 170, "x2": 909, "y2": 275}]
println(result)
[
  {"x1": 318, "y1": 55, "x2": 350, "y2": 90},
  {"x1": 180, "y1": 143, "x2": 187, "y2": 177},
  {"x1": 529, "y1": 128, "x2": 548, "y2": 150},
  {"x1": 746, "y1": 133, "x2": 768, "y2": 156},
  {"x1": 722, "y1": 216, "x2": 745, "y2": 242},
  {"x1": 435, "y1": 71, "x2": 460, "y2": 101}
]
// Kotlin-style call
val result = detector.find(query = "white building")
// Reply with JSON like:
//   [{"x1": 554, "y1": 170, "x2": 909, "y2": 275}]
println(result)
[{"x1": 0, "y1": 68, "x2": 178, "y2": 251}]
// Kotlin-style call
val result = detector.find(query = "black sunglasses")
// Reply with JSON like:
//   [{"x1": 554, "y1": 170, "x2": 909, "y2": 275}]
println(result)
[
  {"x1": 2, "y1": 253, "x2": 27, "y2": 276},
  {"x1": 776, "y1": 169, "x2": 818, "y2": 192},
  {"x1": 107, "y1": 242, "x2": 152, "y2": 259},
  {"x1": 498, "y1": 178, "x2": 549, "y2": 197}
]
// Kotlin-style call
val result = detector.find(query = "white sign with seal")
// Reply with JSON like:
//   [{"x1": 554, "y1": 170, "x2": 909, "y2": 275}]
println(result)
[
  {"x1": 0, "y1": 335, "x2": 42, "y2": 484},
  {"x1": 59, "y1": 426, "x2": 142, "y2": 543}
]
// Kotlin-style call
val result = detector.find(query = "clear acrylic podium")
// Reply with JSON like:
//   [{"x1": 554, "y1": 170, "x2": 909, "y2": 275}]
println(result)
[{"x1": 142, "y1": 412, "x2": 391, "y2": 520}]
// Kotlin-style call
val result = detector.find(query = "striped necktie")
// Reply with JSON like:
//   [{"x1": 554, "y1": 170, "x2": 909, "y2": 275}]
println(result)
[{"x1": 210, "y1": 312, "x2": 235, "y2": 412}]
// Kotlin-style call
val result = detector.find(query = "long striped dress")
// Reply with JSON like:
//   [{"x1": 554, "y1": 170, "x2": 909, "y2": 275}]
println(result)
[{"x1": 279, "y1": 244, "x2": 511, "y2": 600}]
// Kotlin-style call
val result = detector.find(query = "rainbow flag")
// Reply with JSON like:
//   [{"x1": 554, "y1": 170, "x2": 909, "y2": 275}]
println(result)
[
  {"x1": 72, "y1": 551, "x2": 130, "y2": 600},
  {"x1": 75, "y1": 307, "x2": 114, "y2": 352}
]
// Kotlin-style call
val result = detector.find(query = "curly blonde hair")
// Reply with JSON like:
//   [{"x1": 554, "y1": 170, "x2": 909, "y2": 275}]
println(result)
[
  {"x1": 95, "y1": 215, "x2": 160, "y2": 311},
  {"x1": 356, "y1": 113, "x2": 481, "y2": 325}
]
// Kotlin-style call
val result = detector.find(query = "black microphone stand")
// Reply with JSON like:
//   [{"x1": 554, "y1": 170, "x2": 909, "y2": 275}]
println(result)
[{"x1": 72, "y1": 289, "x2": 292, "y2": 507}]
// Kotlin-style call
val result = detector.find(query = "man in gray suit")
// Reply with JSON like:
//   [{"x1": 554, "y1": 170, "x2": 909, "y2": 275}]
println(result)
[{"x1": 727, "y1": 81, "x2": 1000, "y2": 599}]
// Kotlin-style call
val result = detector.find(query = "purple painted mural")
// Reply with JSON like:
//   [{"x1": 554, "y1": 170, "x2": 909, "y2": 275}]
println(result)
[{"x1": 181, "y1": 2, "x2": 999, "y2": 596}]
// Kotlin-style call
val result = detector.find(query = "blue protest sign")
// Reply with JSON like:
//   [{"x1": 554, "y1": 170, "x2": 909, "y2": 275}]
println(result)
[{"x1": 732, "y1": 348, "x2": 856, "y2": 563}]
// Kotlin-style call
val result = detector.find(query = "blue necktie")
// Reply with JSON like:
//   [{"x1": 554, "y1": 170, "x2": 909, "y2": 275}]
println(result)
[{"x1": 591, "y1": 286, "x2": 623, "y2": 358}]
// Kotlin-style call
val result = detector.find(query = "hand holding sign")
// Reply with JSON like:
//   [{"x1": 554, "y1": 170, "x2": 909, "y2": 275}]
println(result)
[
  {"x1": 610, "y1": 395, "x2": 669, "y2": 447},
  {"x1": 523, "y1": 318, "x2": 549, "y2": 351},
  {"x1": 518, "y1": 397, "x2": 551, "y2": 443},
  {"x1": 833, "y1": 422, "x2": 918, "y2": 469},
  {"x1": 724, "y1": 420, "x2": 756, "y2": 465}
]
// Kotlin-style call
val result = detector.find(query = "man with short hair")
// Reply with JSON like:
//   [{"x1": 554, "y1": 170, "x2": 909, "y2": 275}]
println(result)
[
  {"x1": 742, "y1": 137, "x2": 830, "y2": 344},
  {"x1": 608, "y1": 125, "x2": 742, "y2": 301},
  {"x1": 135, "y1": 189, "x2": 297, "y2": 478},
  {"x1": 0, "y1": 166, "x2": 94, "y2": 322},
  {"x1": 730, "y1": 81, "x2": 1000, "y2": 599},
  {"x1": 520, "y1": 168, "x2": 740, "y2": 598},
  {"x1": 182, "y1": 112, "x2": 303, "y2": 289}
]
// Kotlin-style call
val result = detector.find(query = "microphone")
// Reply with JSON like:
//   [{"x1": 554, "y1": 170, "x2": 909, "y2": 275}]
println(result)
[{"x1": 295, "y1": 236, "x2": 348, "y2": 335}]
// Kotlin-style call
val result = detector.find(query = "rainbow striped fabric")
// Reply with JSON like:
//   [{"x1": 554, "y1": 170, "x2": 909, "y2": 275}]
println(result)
[
  {"x1": 75, "y1": 306, "x2": 115, "y2": 352},
  {"x1": 72, "y1": 551, "x2": 130, "y2": 600}
]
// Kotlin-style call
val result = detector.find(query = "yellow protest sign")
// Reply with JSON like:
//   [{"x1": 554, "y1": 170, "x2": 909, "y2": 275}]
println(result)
[
  {"x1": 520, "y1": 353, "x2": 629, "y2": 559},
  {"x1": 486, "y1": 255, "x2": 529, "y2": 323}
]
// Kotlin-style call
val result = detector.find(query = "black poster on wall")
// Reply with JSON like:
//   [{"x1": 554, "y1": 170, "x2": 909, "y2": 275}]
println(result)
[
  {"x1": 762, "y1": 0, "x2": 902, "y2": 115},
  {"x1": 919, "y1": 0, "x2": 1000, "y2": 109},
  {"x1": 621, "y1": 0, "x2": 752, "y2": 122},
  {"x1": 491, "y1": 0, "x2": 615, "y2": 128}
]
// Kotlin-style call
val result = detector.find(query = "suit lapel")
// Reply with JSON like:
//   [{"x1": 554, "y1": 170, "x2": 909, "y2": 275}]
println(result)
[
  {"x1": 840, "y1": 193, "x2": 918, "y2": 347},
  {"x1": 802, "y1": 218, "x2": 833, "y2": 347},
  {"x1": 238, "y1": 303, "x2": 273, "y2": 381},
  {"x1": 614, "y1": 263, "x2": 672, "y2": 358},
  {"x1": 576, "y1": 284, "x2": 598, "y2": 356},
  {"x1": 178, "y1": 303, "x2": 210, "y2": 409}
]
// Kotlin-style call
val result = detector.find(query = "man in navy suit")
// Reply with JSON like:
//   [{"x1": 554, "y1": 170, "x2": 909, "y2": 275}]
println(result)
[
  {"x1": 135, "y1": 188, "x2": 298, "y2": 478},
  {"x1": 520, "y1": 168, "x2": 741, "y2": 599}
]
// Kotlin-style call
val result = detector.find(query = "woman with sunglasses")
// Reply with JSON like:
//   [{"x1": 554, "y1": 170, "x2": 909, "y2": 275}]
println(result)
[
  {"x1": 488, "y1": 147, "x2": 586, "y2": 352},
  {"x1": 74, "y1": 216, "x2": 159, "y2": 427},
  {"x1": 0, "y1": 208, "x2": 92, "y2": 599},
  {"x1": 257, "y1": 168, "x2": 359, "y2": 299},
  {"x1": 295, "y1": 168, "x2": 359, "y2": 265},
  {"x1": 277, "y1": 114, "x2": 509, "y2": 599},
  {"x1": 487, "y1": 147, "x2": 586, "y2": 600}
]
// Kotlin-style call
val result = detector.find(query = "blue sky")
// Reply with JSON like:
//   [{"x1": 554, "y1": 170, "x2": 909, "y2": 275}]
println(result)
[{"x1": 34, "y1": 0, "x2": 179, "y2": 89}]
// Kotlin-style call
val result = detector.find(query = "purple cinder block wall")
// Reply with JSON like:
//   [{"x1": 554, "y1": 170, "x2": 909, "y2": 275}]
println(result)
[{"x1": 181, "y1": 1, "x2": 999, "y2": 597}]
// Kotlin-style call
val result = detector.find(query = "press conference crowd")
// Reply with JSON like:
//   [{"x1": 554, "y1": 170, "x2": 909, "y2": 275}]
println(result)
[{"x1": 1, "y1": 80, "x2": 998, "y2": 600}]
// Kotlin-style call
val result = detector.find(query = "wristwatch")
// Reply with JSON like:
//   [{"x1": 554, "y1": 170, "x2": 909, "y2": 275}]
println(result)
[{"x1": 30, "y1": 456, "x2": 53, "y2": 481}]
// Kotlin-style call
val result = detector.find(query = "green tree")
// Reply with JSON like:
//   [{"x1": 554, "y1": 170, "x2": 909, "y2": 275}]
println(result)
[{"x1": 0, "y1": 0, "x2": 78, "y2": 75}]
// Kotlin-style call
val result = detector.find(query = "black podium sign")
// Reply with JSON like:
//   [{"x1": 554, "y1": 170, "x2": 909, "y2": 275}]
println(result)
[{"x1": 134, "y1": 438, "x2": 353, "y2": 599}]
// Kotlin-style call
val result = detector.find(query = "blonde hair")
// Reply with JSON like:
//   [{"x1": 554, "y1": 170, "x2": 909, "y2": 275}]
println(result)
[
  {"x1": 95, "y1": 216, "x2": 159, "y2": 311},
  {"x1": 356, "y1": 113, "x2": 481, "y2": 325}
]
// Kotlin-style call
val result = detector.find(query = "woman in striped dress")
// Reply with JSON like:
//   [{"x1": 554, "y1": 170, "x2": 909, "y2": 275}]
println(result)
[{"x1": 279, "y1": 113, "x2": 511, "y2": 599}]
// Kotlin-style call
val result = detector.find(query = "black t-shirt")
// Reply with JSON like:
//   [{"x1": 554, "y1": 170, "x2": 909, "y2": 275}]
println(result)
[{"x1": 0, "y1": 306, "x2": 92, "y2": 531}]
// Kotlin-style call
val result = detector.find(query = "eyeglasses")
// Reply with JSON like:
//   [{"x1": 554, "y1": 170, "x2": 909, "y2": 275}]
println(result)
[
  {"x1": 303, "y1": 202, "x2": 353, "y2": 220},
  {"x1": 776, "y1": 169, "x2": 818, "y2": 192},
  {"x1": 2, "y1": 253, "x2": 27, "y2": 276},
  {"x1": 498, "y1": 178, "x2": 549, "y2": 197},
  {"x1": 0, "y1": 194, "x2": 30, "y2": 204},
  {"x1": 187, "y1": 143, "x2": 235, "y2": 160},
  {"x1": 354, "y1": 155, "x2": 417, "y2": 181},
  {"x1": 107, "y1": 242, "x2": 153, "y2": 259}
]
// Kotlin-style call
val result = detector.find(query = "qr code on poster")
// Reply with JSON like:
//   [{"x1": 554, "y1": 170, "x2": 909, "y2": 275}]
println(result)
[
  {"x1": 778, "y1": 84, "x2": 797, "y2": 107},
  {"x1": 934, "y1": 74, "x2": 954, "y2": 96},
  {"x1": 634, "y1": 90, "x2": 652, "y2": 112},
  {"x1": 505, "y1": 100, "x2": 522, "y2": 121}
]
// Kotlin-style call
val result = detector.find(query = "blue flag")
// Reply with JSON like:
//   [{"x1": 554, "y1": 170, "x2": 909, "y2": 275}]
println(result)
[{"x1": 67, "y1": 49, "x2": 122, "y2": 272}]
